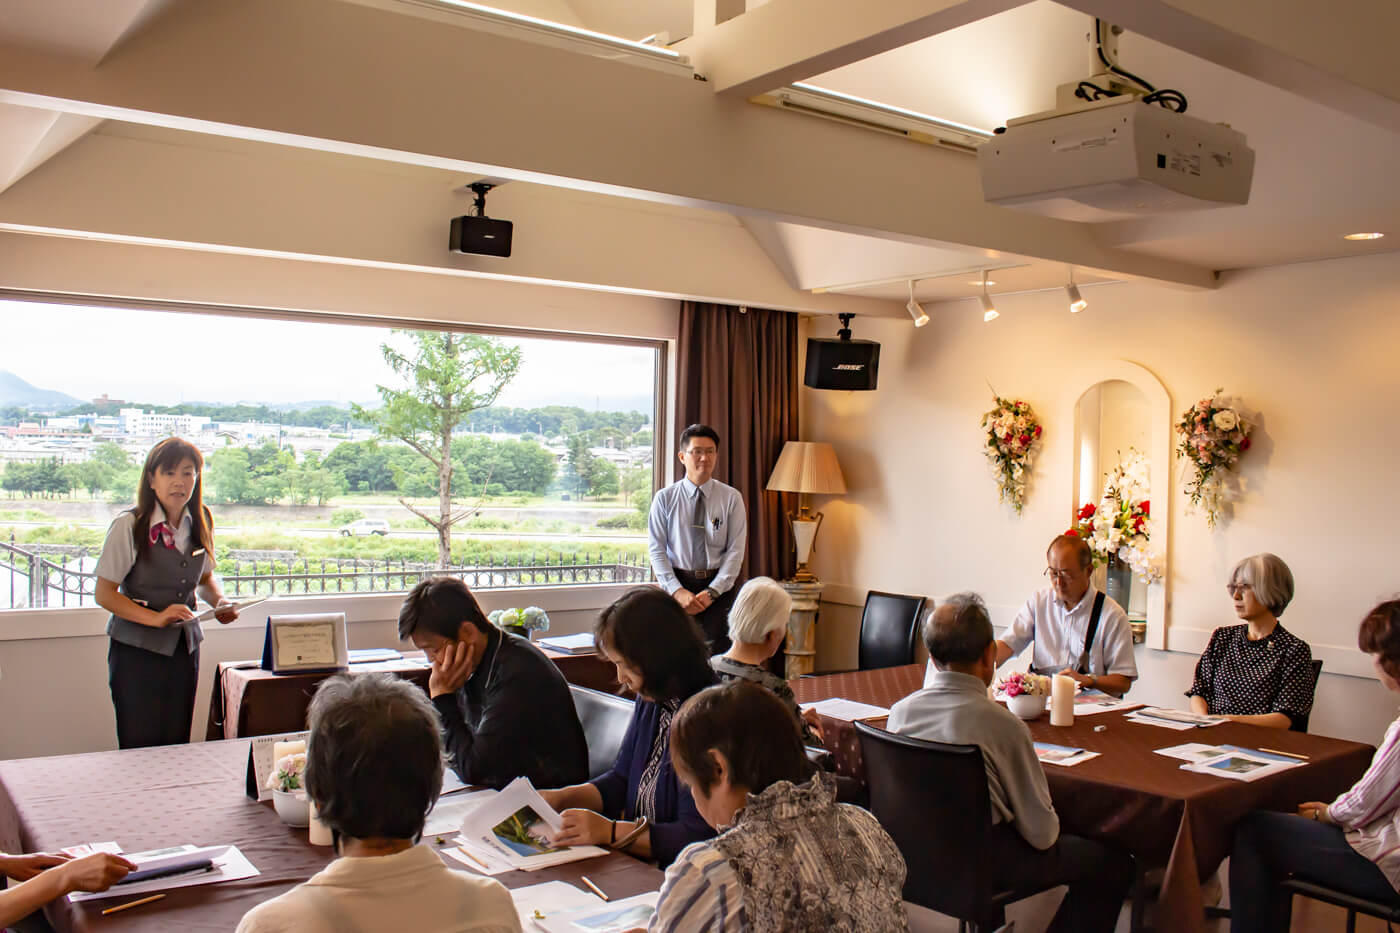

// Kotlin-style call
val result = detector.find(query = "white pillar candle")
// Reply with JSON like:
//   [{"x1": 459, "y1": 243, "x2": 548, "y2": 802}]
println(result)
[
  {"x1": 308, "y1": 800, "x2": 333, "y2": 846},
  {"x1": 272, "y1": 740, "x2": 305, "y2": 766},
  {"x1": 1050, "y1": 675, "x2": 1076, "y2": 727}
]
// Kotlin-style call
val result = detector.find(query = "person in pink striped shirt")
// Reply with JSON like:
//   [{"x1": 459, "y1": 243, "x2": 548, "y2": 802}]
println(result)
[{"x1": 1229, "y1": 598, "x2": 1400, "y2": 931}]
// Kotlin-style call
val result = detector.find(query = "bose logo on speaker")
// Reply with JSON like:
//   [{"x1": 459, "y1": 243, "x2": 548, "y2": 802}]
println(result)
[{"x1": 833, "y1": 363, "x2": 865, "y2": 371}]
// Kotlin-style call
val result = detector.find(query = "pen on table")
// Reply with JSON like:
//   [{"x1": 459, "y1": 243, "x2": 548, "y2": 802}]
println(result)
[
  {"x1": 1259, "y1": 747, "x2": 1310, "y2": 761},
  {"x1": 455, "y1": 846, "x2": 488, "y2": 869},
  {"x1": 581, "y1": 875, "x2": 609, "y2": 901},
  {"x1": 101, "y1": 893, "x2": 166, "y2": 915}
]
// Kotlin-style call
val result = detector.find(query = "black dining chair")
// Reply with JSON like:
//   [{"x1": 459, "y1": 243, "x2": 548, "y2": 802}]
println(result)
[
  {"x1": 569, "y1": 684, "x2": 635, "y2": 780},
  {"x1": 857, "y1": 591, "x2": 927, "y2": 671},
  {"x1": 855, "y1": 721, "x2": 1060, "y2": 932},
  {"x1": 1281, "y1": 877, "x2": 1400, "y2": 932}
]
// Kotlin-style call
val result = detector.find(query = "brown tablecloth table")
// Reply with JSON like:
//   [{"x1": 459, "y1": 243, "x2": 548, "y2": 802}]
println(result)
[
  {"x1": 207, "y1": 648, "x2": 620, "y2": 740},
  {"x1": 792, "y1": 664, "x2": 1376, "y2": 933},
  {"x1": 0, "y1": 740, "x2": 662, "y2": 933}
]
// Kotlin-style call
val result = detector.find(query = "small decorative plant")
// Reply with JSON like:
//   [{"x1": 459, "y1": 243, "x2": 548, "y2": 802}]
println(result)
[
  {"x1": 488, "y1": 606, "x2": 550, "y2": 635},
  {"x1": 999, "y1": 671, "x2": 1051, "y2": 698},
  {"x1": 266, "y1": 752, "x2": 306, "y2": 793}
]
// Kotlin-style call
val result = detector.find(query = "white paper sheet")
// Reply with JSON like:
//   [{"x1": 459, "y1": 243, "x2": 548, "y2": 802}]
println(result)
[
  {"x1": 424, "y1": 789, "x2": 496, "y2": 838},
  {"x1": 1125, "y1": 714, "x2": 1196, "y2": 731},
  {"x1": 1071, "y1": 690, "x2": 1143, "y2": 716},
  {"x1": 510, "y1": 881, "x2": 602, "y2": 926},
  {"x1": 799, "y1": 698, "x2": 891, "y2": 721},
  {"x1": 68, "y1": 845, "x2": 258, "y2": 902},
  {"x1": 1154, "y1": 742, "x2": 1234, "y2": 762},
  {"x1": 533, "y1": 891, "x2": 661, "y2": 933},
  {"x1": 443, "y1": 838, "x2": 514, "y2": 876},
  {"x1": 191, "y1": 596, "x2": 268, "y2": 623},
  {"x1": 1132, "y1": 707, "x2": 1225, "y2": 727}
]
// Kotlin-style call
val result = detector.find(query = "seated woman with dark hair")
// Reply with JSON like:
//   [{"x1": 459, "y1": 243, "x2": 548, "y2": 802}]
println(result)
[
  {"x1": 236, "y1": 674, "x2": 522, "y2": 933},
  {"x1": 542, "y1": 587, "x2": 717, "y2": 867},
  {"x1": 1186, "y1": 553, "x2": 1315, "y2": 730},
  {"x1": 1228, "y1": 599, "x2": 1400, "y2": 932},
  {"x1": 651, "y1": 681, "x2": 909, "y2": 932}
]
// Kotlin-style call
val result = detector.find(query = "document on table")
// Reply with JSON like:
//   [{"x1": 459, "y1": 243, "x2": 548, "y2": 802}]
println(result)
[
  {"x1": 1072, "y1": 689, "x2": 1142, "y2": 716},
  {"x1": 423, "y1": 788, "x2": 496, "y2": 837},
  {"x1": 510, "y1": 881, "x2": 602, "y2": 926},
  {"x1": 1181, "y1": 748, "x2": 1306, "y2": 782},
  {"x1": 1155, "y1": 742, "x2": 1235, "y2": 762},
  {"x1": 68, "y1": 844, "x2": 258, "y2": 901},
  {"x1": 799, "y1": 698, "x2": 891, "y2": 721},
  {"x1": 191, "y1": 596, "x2": 268, "y2": 623},
  {"x1": 1126, "y1": 707, "x2": 1225, "y2": 729},
  {"x1": 533, "y1": 891, "x2": 661, "y2": 933},
  {"x1": 1033, "y1": 742, "x2": 1100, "y2": 767}
]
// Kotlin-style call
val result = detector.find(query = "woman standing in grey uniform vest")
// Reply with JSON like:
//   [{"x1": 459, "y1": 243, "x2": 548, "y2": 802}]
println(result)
[{"x1": 94, "y1": 438, "x2": 238, "y2": 748}]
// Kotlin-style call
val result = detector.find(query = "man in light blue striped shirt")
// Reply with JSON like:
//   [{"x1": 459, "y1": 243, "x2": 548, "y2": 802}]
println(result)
[{"x1": 647, "y1": 424, "x2": 747, "y2": 653}]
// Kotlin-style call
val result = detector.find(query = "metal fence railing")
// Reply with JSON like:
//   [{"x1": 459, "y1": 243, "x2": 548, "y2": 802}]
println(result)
[{"x1": 0, "y1": 535, "x2": 652, "y2": 610}]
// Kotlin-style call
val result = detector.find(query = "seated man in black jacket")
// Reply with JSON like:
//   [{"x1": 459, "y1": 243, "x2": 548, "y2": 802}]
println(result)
[{"x1": 398, "y1": 577, "x2": 589, "y2": 790}]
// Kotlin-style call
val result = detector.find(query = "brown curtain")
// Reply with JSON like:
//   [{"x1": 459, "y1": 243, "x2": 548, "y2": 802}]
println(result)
[{"x1": 677, "y1": 301, "x2": 799, "y2": 583}]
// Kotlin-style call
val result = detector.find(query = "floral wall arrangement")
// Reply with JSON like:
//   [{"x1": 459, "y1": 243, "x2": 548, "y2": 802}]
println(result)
[
  {"x1": 1175, "y1": 389, "x2": 1253, "y2": 527},
  {"x1": 980, "y1": 396, "x2": 1043, "y2": 514},
  {"x1": 1070, "y1": 448, "x2": 1161, "y2": 582}
]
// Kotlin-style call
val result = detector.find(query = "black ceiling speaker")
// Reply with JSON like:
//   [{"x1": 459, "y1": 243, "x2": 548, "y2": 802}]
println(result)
[
  {"x1": 804, "y1": 314, "x2": 880, "y2": 391},
  {"x1": 450, "y1": 182, "x2": 513, "y2": 257}
]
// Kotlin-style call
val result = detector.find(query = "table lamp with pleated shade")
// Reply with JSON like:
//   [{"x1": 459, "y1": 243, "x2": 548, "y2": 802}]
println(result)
[{"x1": 765, "y1": 441, "x2": 846, "y2": 583}]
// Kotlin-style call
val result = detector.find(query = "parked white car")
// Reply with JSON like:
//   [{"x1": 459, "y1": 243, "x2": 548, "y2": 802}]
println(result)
[{"x1": 340, "y1": 518, "x2": 390, "y2": 537}]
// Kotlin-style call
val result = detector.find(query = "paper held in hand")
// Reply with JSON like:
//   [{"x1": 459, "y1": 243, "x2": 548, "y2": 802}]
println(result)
[
  {"x1": 457, "y1": 778, "x2": 607, "y2": 871},
  {"x1": 190, "y1": 596, "x2": 269, "y2": 623},
  {"x1": 68, "y1": 844, "x2": 259, "y2": 901}
]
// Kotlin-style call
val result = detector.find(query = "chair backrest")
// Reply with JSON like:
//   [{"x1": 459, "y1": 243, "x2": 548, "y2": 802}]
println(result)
[
  {"x1": 1296, "y1": 658, "x2": 1324, "y2": 733},
  {"x1": 855, "y1": 721, "x2": 993, "y2": 920},
  {"x1": 858, "y1": 591, "x2": 927, "y2": 670},
  {"x1": 569, "y1": 684, "x2": 635, "y2": 780}
]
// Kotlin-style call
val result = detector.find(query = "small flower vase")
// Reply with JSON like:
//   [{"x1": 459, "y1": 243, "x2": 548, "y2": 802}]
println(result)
[
  {"x1": 1007, "y1": 693, "x2": 1046, "y2": 720},
  {"x1": 273, "y1": 788, "x2": 310, "y2": 827},
  {"x1": 1105, "y1": 557, "x2": 1133, "y2": 611},
  {"x1": 505, "y1": 624, "x2": 530, "y2": 640}
]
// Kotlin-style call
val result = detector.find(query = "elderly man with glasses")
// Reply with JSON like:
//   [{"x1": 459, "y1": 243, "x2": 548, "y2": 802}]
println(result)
[{"x1": 994, "y1": 534, "x2": 1138, "y2": 697}]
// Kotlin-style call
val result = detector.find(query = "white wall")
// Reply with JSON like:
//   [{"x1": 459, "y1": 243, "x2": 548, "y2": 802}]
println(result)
[
  {"x1": 801, "y1": 252, "x2": 1400, "y2": 745},
  {"x1": 0, "y1": 585, "x2": 627, "y2": 760}
]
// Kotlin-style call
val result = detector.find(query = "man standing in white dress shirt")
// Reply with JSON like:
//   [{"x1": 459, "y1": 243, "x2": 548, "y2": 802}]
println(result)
[
  {"x1": 995, "y1": 534, "x2": 1138, "y2": 697},
  {"x1": 648, "y1": 424, "x2": 747, "y2": 653}
]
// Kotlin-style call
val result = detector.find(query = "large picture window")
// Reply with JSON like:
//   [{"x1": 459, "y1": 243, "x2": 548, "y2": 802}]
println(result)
[{"x1": 0, "y1": 300, "x2": 661, "y2": 609}]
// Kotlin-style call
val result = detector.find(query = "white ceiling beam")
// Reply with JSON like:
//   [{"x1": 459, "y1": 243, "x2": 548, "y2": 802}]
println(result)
[
  {"x1": 1058, "y1": 0, "x2": 1400, "y2": 133},
  {"x1": 0, "y1": 126, "x2": 897, "y2": 317},
  {"x1": 688, "y1": 0, "x2": 1029, "y2": 98},
  {"x1": 0, "y1": 0, "x2": 1215, "y2": 289}
]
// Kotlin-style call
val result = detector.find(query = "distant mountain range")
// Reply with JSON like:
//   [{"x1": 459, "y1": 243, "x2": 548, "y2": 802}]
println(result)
[
  {"x1": 0, "y1": 371, "x2": 84, "y2": 410},
  {"x1": 0, "y1": 372, "x2": 651, "y2": 416}
]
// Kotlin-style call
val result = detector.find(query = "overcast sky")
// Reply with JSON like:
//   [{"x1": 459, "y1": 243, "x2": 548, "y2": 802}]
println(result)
[{"x1": 1, "y1": 300, "x2": 657, "y2": 412}]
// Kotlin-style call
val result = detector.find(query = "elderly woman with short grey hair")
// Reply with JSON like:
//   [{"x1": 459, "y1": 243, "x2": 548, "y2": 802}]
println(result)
[
  {"x1": 236, "y1": 674, "x2": 522, "y2": 933},
  {"x1": 710, "y1": 577, "x2": 823, "y2": 745},
  {"x1": 1186, "y1": 553, "x2": 1316, "y2": 731}
]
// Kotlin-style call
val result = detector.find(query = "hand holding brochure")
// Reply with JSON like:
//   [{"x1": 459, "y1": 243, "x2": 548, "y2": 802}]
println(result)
[
  {"x1": 191, "y1": 596, "x2": 268, "y2": 623},
  {"x1": 458, "y1": 778, "x2": 607, "y2": 871}
]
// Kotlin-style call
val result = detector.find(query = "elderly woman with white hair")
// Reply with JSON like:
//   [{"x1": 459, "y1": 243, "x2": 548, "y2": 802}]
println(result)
[
  {"x1": 1186, "y1": 553, "x2": 1316, "y2": 731},
  {"x1": 710, "y1": 577, "x2": 823, "y2": 745}
]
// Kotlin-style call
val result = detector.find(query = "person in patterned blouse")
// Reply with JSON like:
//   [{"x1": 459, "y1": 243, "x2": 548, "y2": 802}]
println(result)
[
  {"x1": 649, "y1": 680, "x2": 909, "y2": 933},
  {"x1": 1186, "y1": 553, "x2": 1315, "y2": 730},
  {"x1": 710, "y1": 576, "x2": 823, "y2": 746}
]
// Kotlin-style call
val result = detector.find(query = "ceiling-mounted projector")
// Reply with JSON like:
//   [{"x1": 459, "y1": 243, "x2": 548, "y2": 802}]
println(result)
[{"x1": 978, "y1": 96, "x2": 1253, "y2": 222}]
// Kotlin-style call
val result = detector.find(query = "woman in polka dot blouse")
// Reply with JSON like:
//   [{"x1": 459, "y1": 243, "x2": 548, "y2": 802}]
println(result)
[{"x1": 1185, "y1": 553, "x2": 1316, "y2": 731}]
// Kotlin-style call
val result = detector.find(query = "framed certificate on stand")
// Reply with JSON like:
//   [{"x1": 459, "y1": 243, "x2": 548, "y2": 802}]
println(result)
[{"x1": 260, "y1": 612, "x2": 349, "y2": 674}]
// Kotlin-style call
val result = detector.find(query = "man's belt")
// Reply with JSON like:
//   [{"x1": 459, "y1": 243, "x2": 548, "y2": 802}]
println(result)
[{"x1": 677, "y1": 568, "x2": 716, "y2": 581}]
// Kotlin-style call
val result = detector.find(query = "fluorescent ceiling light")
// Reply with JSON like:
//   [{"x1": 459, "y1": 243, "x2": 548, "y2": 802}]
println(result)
[{"x1": 791, "y1": 83, "x2": 994, "y2": 138}]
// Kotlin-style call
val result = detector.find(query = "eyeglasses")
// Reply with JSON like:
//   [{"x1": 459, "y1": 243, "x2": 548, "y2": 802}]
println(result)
[
  {"x1": 1044, "y1": 567, "x2": 1078, "y2": 581},
  {"x1": 1226, "y1": 583, "x2": 1252, "y2": 597},
  {"x1": 684, "y1": 448, "x2": 717, "y2": 459}
]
